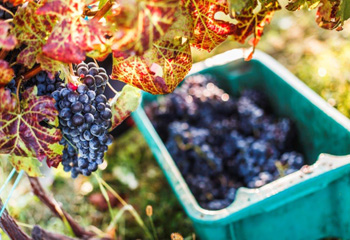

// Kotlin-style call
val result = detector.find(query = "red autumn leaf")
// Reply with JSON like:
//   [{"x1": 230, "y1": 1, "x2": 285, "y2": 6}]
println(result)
[
  {"x1": 12, "y1": 2, "x2": 57, "y2": 68},
  {"x1": 0, "y1": 60, "x2": 14, "y2": 87},
  {"x1": 36, "y1": 0, "x2": 84, "y2": 16},
  {"x1": 111, "y1": 11, "x2": 192, "y2": 94},
  {"x1": 0, "y1": 20, "x2": 17, "y2": 50},
  {"x1": 0, "y1": 87, "x2": 63, "y2": 168},
  {"x1": 110, "y1": 0, "x2": 179, "y2": 55},
  {"x1": 183, "y1": 0, "x2": 236, "y2": 51},
  {"x1": 232, "y1": 0, "x2": 281, "y2": 60},
  {"x1": 42, "y1": 18, "x2": 106, "y2": 64}
]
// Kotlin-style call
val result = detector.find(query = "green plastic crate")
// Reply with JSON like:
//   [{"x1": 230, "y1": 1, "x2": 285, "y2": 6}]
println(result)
[{"x1": 132, "y1": 50, "x2": 350, "y2": 240}]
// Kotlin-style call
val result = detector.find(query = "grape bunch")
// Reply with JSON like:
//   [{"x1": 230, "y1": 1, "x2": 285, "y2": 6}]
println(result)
[
  {"x1": 51, "y1": 62, "x2": 113, "y2": 178},
  {"x1": 146, "y1": 74, "x2": 305, "y2": 210},
  {"x1": 25, "y1": 71, "x2": 65, "y2": 96}
]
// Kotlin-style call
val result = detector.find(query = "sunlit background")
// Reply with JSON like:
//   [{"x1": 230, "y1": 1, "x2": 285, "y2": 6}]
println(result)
[{"x1": 1, "y1": 5, "x2": 349, "y2": 239}]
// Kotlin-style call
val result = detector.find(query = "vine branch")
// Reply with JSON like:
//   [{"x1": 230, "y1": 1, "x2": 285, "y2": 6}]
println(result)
[
  {"x1": 92, "y1": 1, "x2": 113, "y2": 21},
  {"x1": 0, "y1": 199, "x2": 32, "y2": 240},
  {"x1": 0, "y1": 49, "x2": 9, "y2": 60},
  {"x1": 31, "y1": 226, "x2": 74, "y2": 240},
  {"x1": 15, "y1": 65, "x2": 42, "y2": 82},
  {"x1": 28, "y1": 177, "x2": 95, "y2": 239}
]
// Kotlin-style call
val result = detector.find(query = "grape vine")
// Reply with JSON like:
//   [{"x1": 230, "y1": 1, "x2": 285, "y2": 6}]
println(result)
[{"x1": 0, "y1": 0, "x2": 349, "y2": 177}]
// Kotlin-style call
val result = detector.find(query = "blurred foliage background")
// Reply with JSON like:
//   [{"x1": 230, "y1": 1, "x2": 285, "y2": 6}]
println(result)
[{"x1": 0, "y1": 6, "x2": 349, "y2": 240}]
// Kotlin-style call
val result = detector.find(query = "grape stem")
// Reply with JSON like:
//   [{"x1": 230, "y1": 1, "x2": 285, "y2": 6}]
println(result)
[
  {"x1": 0, "y1": 49, "x2": 9, "y2": 60},
  {"x1": 15, "y1": 65, "x2": 42, "y2": 82},
  {"x1": 0, "y1": 5, "x2": 14, "y2": 17},
  {"x1": 92, "y1": 0, "x2": 113, "y2": 21},
  {"x1": 16, "y1": 77, "x2": 23, "y2": 112},
  {"x1": 69, "y1": 63, "x2": 74, "y2": 75},
  {"x1": 107, "y1": 81, "x2": 119, "y2": 95}
]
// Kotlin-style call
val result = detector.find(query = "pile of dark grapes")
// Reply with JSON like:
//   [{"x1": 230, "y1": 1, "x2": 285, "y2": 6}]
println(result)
[
  {"x1": 146, "y1": 74, "x2": 305, "y2": 210},
  {"x1": 51, "y1": 62, "x2": 113, "y2": 178}
]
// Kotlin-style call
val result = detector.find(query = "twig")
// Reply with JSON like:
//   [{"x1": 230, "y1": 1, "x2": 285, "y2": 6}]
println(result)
[
  {"x1": 16, "y1": 77, "x2": 23, "y2": 112},
  {"x1": 0, "y1": 49, "x2": 9, "y2": 60},
  {"x1": 92, "y1": 1, "x2": 113, "y2": 21},
  {"x1": 107, "y1": 81, "x2": 119, "y2": 95},
  {"x1": 28, "y1": 177, "x2": 95, "y2": 239},
  {"x1": 0, "y1": 198, "x2": 32, "y2": 240},
  {"x1": 15, "y1": 65, "x2": 42, "y2": 82},
  {"x1": 32, "y1": 226, "x2": 74, "y2": 240},
  {"x1": 69, "y1": 64, "x2": 74, "y2": 75},
  {"x1": 0, "y1": 5, "x2": 14, "y2": 17}
]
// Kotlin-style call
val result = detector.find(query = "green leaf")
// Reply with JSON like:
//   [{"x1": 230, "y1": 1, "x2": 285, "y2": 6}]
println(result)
[
  {"x1": 9, "y1": 155, "x2": 42, "y2": 177},
  {"x1": 286, "y1": 0, "x2": 320, "y2": 11},
  {"x1": 109, "y1": 85, "x2": 141, "y2": 131},
  {"x1": 228, "y1": 0, "x2": 255, "y2": 15}
]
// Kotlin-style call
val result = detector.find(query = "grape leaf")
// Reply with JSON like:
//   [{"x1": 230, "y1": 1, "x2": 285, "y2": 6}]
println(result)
[
  {"x1": 10, "y1": 155, "x2": 42, "y2": 177},
  {"x1": 316, "y1": 0, "x2": 350, "y2": 30},
  {"x1": 109, "y1": 0, "x2": 179, "y2": 56},
  {"x1": 36, "y1": 0, "x2": 85, "y2": 16},
  {"x1": 228, "y1": 0, "x2": 256, "y2": 15},
  {"x1": 0, "y1": 87, "x2": 63, "y2": 168},
  {"x1": 36, "y1": 53, "x2": 71, "y2": 80},
  {"x1": 286, "y1": 0, "x2": 320, "y2": 11},
  {"x1": 111, "y1": 10, "x2": 192, "y2": 94},
  {"x1": 0, "y1": 60, "x2": 14, "y2": 87},
  {"x1": 109, "y1": 85, "x2": 141, "y2": 131},
  {"x1": 0, "y1": 20, "x2": 17, "y2": 51},
  {"x1": 183, "y1": 0, "x2": 236, "y2": 51},
  {"x1": 3, "y1": 0, "x2": 32, "y2": 6},
  {"x1": 232, "y1": 0, "x2": 281, "y2": 60},
  {"x1": 38, "y1": 0, "x2": 107, "y2": 64},
  {"x1": 12, "y1": 2, "x2": 57, "y2": 68}
]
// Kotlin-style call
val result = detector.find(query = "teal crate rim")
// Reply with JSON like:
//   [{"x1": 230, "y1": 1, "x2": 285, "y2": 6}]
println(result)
[{"x1": 132, "y1": 49, "x2": 350, "y2": 225}]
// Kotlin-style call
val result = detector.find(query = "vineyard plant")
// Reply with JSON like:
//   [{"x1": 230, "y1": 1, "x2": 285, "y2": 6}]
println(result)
[{"x1": 0, "y1": 0, "x2": 349, "y2": 239}]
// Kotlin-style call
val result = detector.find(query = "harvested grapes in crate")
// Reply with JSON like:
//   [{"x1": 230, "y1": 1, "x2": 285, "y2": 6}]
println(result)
[{"x1": 146, "y1": 74, "x2": 305, "y2": 210}]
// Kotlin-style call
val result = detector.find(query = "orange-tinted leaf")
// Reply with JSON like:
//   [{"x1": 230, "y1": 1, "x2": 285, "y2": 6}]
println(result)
[
  {"x1": 232, "y1": 0, "x2": 281, "y2": 60},
  {"x1": 110, "y1": 0, "x2": 179, "y2": 55},
  {"x1": 183, "y1": 0, "x2": 235, "y2": 51},
  {"x1": 3, "y1": 0, "x2": 32, "y2": 6},
  {"x1": 0, "y1": 60, "x2": 14, "y2": 87},
  {"x1": 286, "y1": 0, "x2": 320, "y2": 11},
  {"x1": 42, "y1": 18, "x2": 106, "y2": 64},
  {"x1": 316, "y1": 0, "x2": 340, "y2": 29},
  {"x1": 0, "y1": 20, "x2": 17, "y2": 50},
  {"x1": 111, "y1": 11, "x2": 192, "y2": 94},
  {"x1": 12, "y1": 2, "x2": 57, "y2": 68},
  {"x1": 0, "y1": 87, "x2": 63, "y2": 168},
  {"x1": 316, "y1": 0, "x2": 349, "y2": 30},
  {"x1": 109, "y1": 85, "x2": 140, "y2": 131}
]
